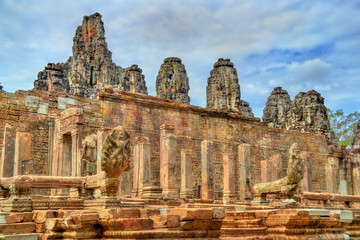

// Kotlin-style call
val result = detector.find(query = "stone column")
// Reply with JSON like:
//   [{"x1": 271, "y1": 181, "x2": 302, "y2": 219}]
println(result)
[
  {"x1": 160, "y1": 125, "x2": 178, "y2": 199},
  {"x1": 326, "y1": 157, "x2": 339, "y2": 193},
  {"x1": 300, "y1": 151, "x2": 312, "y2": 192},
  {"x1": 339, "y1": 159, "x2": 349, "y2": 195},
  {"x1": 51, "y1": 120, "x2": 61, "y2": 176},
  {"x1": 201, "y1": 140, "x2": 214, "y2": 200},
  {"x1": 0, "y1": 124, "x2": 16, "y2": 177},
  {"x1": 180, "y1": 149, "x2": 193, "y2": 199},
  {"x1": 352, "y1": 148, "x2": 360, "y2": 195},
  {"x1": 131, "y1": 136, "x2": 151, "y2": 198},
  {"x1": 71, "y1": 130, "x2": 81, "y2": 177},
  {"x1": 238, "y1": 144, "x2": 251, "y2": 201},
  {"x1": 223, "y1": 153, "x2": 236, "y2": 202},
  {"x1": 96, "y1": 128, "x2": 110, "y2": 174},
  {"x1": 131, "y1": 144, "x2": 140, "y2": 197}
]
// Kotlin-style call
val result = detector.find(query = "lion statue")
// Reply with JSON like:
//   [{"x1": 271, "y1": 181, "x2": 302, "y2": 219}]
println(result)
[{"x1": 253, "y1": 142, "x2": 304, "y2": 200}]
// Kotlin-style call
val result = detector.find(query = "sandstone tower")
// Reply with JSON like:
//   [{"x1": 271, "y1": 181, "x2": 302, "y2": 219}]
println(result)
[
  {"x1": 34, "y1": 12, "x2": 147, "y2": 97},
  {"x1": 285, "y1": 90, "x2": 336, "y2": 144},
  {"x1": 206, "y1": 58, "x2": 253, "y2": 116},
  {"x1": 156, "y1": 57, "x2": 190, "y2": 104},
  {"x1": 263, "y1": 87, "x2": 292, "y2": 128}
]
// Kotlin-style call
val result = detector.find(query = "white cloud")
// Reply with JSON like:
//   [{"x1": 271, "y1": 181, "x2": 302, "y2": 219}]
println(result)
[{"x1": 287, "y1": 59, "x2": 332, "y2": 82}]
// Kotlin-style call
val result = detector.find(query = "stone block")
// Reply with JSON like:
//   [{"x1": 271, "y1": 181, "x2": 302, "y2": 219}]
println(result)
[
  {"x1": 23, "y1": 212, "x2": 33, "y2": 222},
  {"x1": 0, "y1": 223, "x2": 36, "y2": 235},
  {"x1": 212, "y1": 207, "x2": 225, "y2": 219},
  {"x1": 168, "y1": 208, "x2": 213, "y2": 221},
  {"x1": 1, "y1": 233, "x2": 40, "y2": 240},
  {"x1": 119, "y1": 209, "x2": 140, "y2": 218},
  {"x1": 5, "y1": 213, "x2": 24, "y2": 223},
  {"x1": 102, "y1": 218, "x2": 153, "y2": 231},
  {"x1": 32, "y1": 211, "x2": 57, "y2": 224},
  {"x1": 180, "y1": 219, "x2": 212, "y2": 230},
  {"x1": 332, "y1": 210, "x2": 353, "y2": 223},
  {"x1": 71, "y1": 213, "x2": 99, "y2": 224},
  {"x1": 37, "y1": 102, "x2": 49, "y2": 114},
  {"x1": 140, "y1": 208, "x2": 160, "y2": 218},
  {"x1": 35, "y1": 223, "x2": 45, "y2": 233},
  {"x1": 44, "y1": 219, "x2": 61, "y2": 231},
  {"x1": 152, "y1": 214, "x2": 180, "y2": 228}
]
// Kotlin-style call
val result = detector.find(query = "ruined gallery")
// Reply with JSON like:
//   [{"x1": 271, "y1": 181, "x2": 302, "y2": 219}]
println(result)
[{"x1": 0, "y1": 12, "x2": 360, "y2": 239}]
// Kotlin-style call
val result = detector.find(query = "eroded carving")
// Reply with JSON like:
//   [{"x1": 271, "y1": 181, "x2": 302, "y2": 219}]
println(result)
[
  {"x1": 253, "y1": 143, "x2": 304, "y2": 200},
  {"x1": 80, "y1": 134, "x2": 98, "y2": 176}
]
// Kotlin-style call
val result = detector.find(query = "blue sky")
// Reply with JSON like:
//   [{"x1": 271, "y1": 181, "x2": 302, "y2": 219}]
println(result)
[{"x1": 0, "y1": 0, "x2": 359, "y2": 118}]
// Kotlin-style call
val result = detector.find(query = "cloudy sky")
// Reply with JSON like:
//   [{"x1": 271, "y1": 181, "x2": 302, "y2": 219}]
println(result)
[{"x1": 0, "y1": 0, "x2": 359, "y2": 118}]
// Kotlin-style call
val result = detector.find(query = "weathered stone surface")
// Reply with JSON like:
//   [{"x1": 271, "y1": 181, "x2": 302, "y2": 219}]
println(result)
[
  {"x1": 100, "y1": 126, "x2": 130, "y2": 179},
  {"x1": 156, "y1": 57, "x2": 190, "y2": 104},
  {"x1": 238, "y1": 100, "x2": 254, "y2": 117},
  {"x1": 263, "y1": 86, "x2": 291, "y2": 128},
  {"x1": 206, "y1": 58, "x2": 253, "y2": 116},
  {"x1": 151, "y1": 214, "x2": 180, "y2": 228},
  {"x1": 81, "y1": 134, "x2": 97, "y2": 176},
  {"x1": 34, "y1": 12, "x2": 148, "y2": 97},
  {"x1": 285, "y1": 90, "x2": 336, "y2": 144},
  {"x1": 206, "y1": 58, "x2": 240, "y2": 112},
  {"x1": 253, "y1": 143, "x2": 304, "y2": 200}
]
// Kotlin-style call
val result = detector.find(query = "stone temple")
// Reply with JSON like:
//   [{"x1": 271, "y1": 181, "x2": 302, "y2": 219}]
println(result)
[{"x1": 0, "y1": 12, "x2": 360, "y2": 239}]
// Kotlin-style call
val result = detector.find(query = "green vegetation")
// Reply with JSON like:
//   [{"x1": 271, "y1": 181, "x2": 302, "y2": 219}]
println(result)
[{"x1": 327, "y1": 109, "x2": 360, "y2": 146}]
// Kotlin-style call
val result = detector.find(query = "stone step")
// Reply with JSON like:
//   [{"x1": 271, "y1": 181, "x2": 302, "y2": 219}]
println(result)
[
  {"x1": 222, "y1": 219, "x2": 263, "y2": 228},
  {"x1": 0, "y1": 223, "x2": 36, "y2": 235},
  {"x1": 220, "y1": 227, "x2": 267, "y2": 236}
]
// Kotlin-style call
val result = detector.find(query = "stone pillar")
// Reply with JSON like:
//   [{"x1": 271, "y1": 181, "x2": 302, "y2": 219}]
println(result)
[
  {"x1": 339, "y1": 159, "x2": 349, "y2": 195},
  {"x1": 201, "y1": 140, "x2": 214, "y2": 200},
  {"x1": 180, "y1": 149, "x2": 193, "y2": 199},
  {"x1": 71, "y1": 130, "x2": 81, "y2": 177},
  {"x1": 326, "y1": 157, "x2": 339, "y2": 193},
  {"x1": 131, "y1": 136, "x2": 151, "y2": 198},
  {"x1": 51, "y1": 120, "x2": 61, "y2": 176},
  {"x1": 14, "y1": 132, "x2": 31, "y2": 175},
  {"x1": 160, "y1": 125, "x2": 178, "y2": 199},
  {"x1": 223, "y1": 153, "x2": 236, "y2": 202},
  {"x1": 261, "y1": 160, "x2": 271, "y2": 182},
  {"x1": 300, "y1": 151, "x2": 312, "y2": 192},
  {"x1": 0, "y1": 124, "x2": 16, "y2": 177},
  {"x1": 270, "y1": 154, "x2": 282, "y2": 181},
  {"x1": 352, "y1": 148, "x2": 360, "y2": 195},
  {"x1": 96, "y1": 128, "x2": 110, "y2": 174},
  {"x1": 131, "y1": 143, "x2": 140, "y2": 197},
  {"x1": 238, "y1": 144, "x2": 251, "y2": 201}
]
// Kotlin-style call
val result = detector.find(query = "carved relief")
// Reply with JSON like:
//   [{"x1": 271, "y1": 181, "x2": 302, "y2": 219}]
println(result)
[
  {"x1": 80, "y1": 134, "x2": 97, "y2": 176},
  {"x1": 100, "y1": 126, "x2": 131, "y2": 179}
]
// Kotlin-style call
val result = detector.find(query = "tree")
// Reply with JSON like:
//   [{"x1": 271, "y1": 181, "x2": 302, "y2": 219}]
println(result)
[{"x1": 327, "y1": 108, "x2": 360, "y2": 147}]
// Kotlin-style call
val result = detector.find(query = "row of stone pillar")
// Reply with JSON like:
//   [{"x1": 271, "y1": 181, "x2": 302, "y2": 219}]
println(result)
[{"x1": 131, "y1": 124, "x2": 252, "y2": 201}]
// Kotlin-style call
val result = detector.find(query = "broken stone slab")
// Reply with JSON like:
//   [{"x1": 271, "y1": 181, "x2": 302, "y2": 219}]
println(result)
[
  {"x1": 332, "y1": 210, "x2": 353, "y2": 223},
  {"x1": 0, "y1": 233, "x2": 40, "y2": 240}
]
